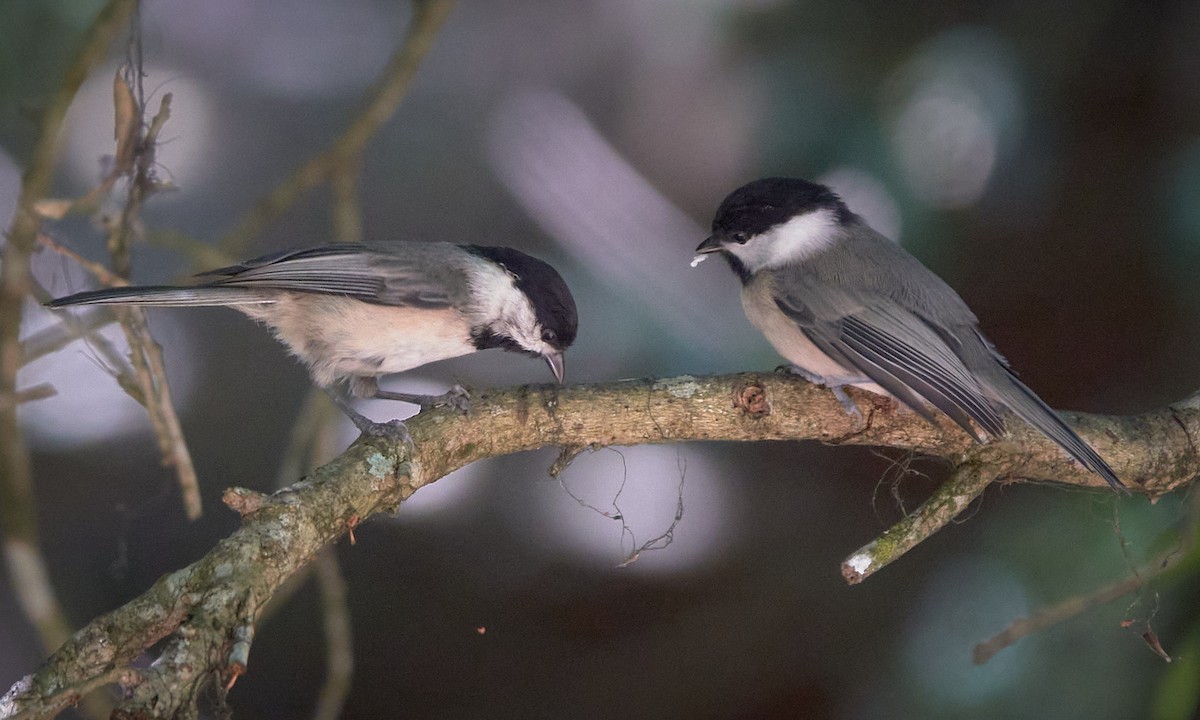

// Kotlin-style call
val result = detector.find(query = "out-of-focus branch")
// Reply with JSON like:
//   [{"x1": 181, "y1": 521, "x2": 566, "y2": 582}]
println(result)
[
  {"x1": 311, "y1": 548, "x2": 353, "y2": 720},
  {"x1": 26, "y1": 281, "x2": 142, "y2": 404},
  {"x1": 2, "y1": 373, "x2": 1196, "y2": 718},
  {"x1": 37, "y1": 234, "x2": 127, "y2": 288},
  {"x1": 103, "y1": 70, "x2": 200, "y2": 519},
  {"x1": 330, "y1": 162, "x2": 364, "y2": 246},
  {"x1": 974, "y1": 467, "x2": 1200, "y2": 664},
  {"x1": 308, "y1": 401, "x2": 354, "y2": 720},
  {"x1": 8, "y1": 385, "x2": 57, "y2": 407},
  {"x1": 0, "y1": 0, "x2": 137, "y2": 678},
  {"x1": 973, "y1": 563, "x2": 1157, "y2": 665},
  {"x1": 218, "y1": 0, "x2": 456, "y2": 256}
]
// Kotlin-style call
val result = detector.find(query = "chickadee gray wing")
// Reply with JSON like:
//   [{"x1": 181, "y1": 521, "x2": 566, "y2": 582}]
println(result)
[
  {"x1": 700, "y1": 176, "x2": 1122, "y2": 491},
  {"x1": 200, "y1": 243, "x2": 457, "y2": 307},
  {"x1": 770, "y1": 272, "x2": 1004, "y2": 440}
]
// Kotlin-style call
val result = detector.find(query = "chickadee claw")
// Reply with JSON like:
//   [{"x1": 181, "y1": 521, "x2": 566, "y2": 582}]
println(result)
[
  {"x1": 437, "y1": 385, "x2": 472, "y2": 414},
  {"x1": 357, "y1": 418, "x2": 413, "y2": 444},
  {"x1": 830, "y1": 387, "x2": 865, "y2": 429},
  {"x1": 373, "y1": 387, "x2": 471, "y2": 414}
]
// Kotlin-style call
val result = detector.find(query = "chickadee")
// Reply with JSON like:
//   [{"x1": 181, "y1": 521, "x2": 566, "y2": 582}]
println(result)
[
  {"x1": 694, "y1": 177, "x2": 1124, "y2": 492},
  {"x1": 47, "y1": 242, "x2": 578, "y2": 435}
]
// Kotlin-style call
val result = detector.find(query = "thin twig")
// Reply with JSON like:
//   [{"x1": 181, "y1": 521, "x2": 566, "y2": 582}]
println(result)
[
  {"x1": 7, "y1": 384, "x2": 57, "y2": 406},
  {"x1": 26, "y1": 280, "x2": 142, "y2": 402},
  {"x1": 144, "y1": 228, "x2": 238, "y2": 269},
  {"x1": 974, "y1": 472, "x2": 1200, "y2": 663},
  {"x1": 312, "y1": 550, "x2": 354, "y2": 720},
  {"x1": 972, "y1": 544, "x2": 1193, "y2": 664},
  {"x1": 841, "y1": 462, "x2": 993, "y2": 584},
  {"x1": 330, "y1": 161, "x2": 364, "y2": 245},
  {"x1": 0, "y1": 0, "x2": 138, "y2": 692},
  {"x1": 37, "y1": 234, "x2": 127, "y2": 287},
  {"x1": 218, "y1": 0, "x2": 457, "y2": 256},
  {"x1": 303, "y1": 397, "x2": 355, "y2": 720},
  {"x1": 20, "y1": 308, "x2": 118, "y2": 366},
  {"x1": 105, "y1": 59, "x2": 200, "y2": 519}
]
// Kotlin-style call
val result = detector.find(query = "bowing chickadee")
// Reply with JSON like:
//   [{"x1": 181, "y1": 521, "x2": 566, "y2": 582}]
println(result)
[
  {"x1": 47, "y1": 242, "x2": 578, "y2": 435},
  {"x1": 694, "y1": 177, "x2": 1123, "y2": 492}
]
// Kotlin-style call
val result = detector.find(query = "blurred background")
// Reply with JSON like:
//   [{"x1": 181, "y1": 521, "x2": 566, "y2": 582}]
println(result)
[{"x1": 2, "y1": 0, "x2": 1200, "y2": 718}]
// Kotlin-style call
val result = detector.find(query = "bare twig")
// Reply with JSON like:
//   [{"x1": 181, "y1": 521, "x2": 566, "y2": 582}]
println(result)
[
  {"x1": 330, "y1": 161, "x2": 364, "y2": 245},
  {"x1": 974, "y1": 468, "x2": 1200, "y2": 663},
  {"x1": 20, "y1": 308, "x2": 118, "y2": 366},
  {"x1": 104, "y1": 63, "x2": 200, "y2": 519},
  {"x1": 7, "y1": 384, "x2": 57, "y2": 406},
  {"x1": 312, "y1": 549, "x2": 354, "y2": 720},
  {"x1": 972, "y1": 548, "x2": 1185, "y2": 664},
  {"x1": 37, "y1": 234, "x2": 127, "y2": 287},
  {"x1": 841, "y1": 463, "x2": 992, "y2": 584},
  {"x1": 218, "y1": 0, "x2": 457, "y2": 255},
  {"x1": 0, "y1": 0, "x2": 138, "y2": 686},
  {"x1": 144, "y1": 228, "x2": 238, "y2": 269},
  {"x1": 27, "y1": 280, "x2": 142, "y2": 402}
]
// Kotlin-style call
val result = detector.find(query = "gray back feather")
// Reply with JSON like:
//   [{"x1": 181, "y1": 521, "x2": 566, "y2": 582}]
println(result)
[{"x1": 200, "y1": 243, "x2": 467, "y2": 307}]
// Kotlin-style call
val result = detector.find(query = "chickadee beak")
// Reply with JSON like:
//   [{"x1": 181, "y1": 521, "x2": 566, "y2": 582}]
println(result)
[
  {"x1": 544, "y1": 352, "x2": 565, "y2": 383},
  {"x1": 694, "y1": 235, "x2": 724, "y2": 254}
]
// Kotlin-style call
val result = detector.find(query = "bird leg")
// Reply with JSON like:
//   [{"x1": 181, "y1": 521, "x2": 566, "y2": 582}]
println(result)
[
  {"x1": 776, "y1": 364, "x2": 867, "y2": 426},
  {"x1": 373, "y1": 385, "x2": 471, "y2": 414},
  {"x1": 325, "y1": 390, "x2": 413, "y2": 443}
]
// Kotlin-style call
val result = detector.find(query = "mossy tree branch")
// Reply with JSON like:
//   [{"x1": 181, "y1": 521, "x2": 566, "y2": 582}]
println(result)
[{"x1": 1, "y1": 372, "x2": 1195, "y2": 719}]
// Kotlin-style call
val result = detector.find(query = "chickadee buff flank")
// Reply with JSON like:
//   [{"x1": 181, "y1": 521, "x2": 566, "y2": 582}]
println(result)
[
  {"x1": 47, "y1": 242, "x2": 578, "y2": 434},
  {"x1": 695, "y1": 177, "x2": 1124, "y2": 492}
]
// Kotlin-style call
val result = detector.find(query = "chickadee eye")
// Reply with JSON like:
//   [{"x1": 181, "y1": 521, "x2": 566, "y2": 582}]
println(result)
[
  {"x1": 541, "y1": 329, "x2": 557, "y2": 343},
  {"x1": 732, "y1": 231, "x2": 750, "y2": 244}
]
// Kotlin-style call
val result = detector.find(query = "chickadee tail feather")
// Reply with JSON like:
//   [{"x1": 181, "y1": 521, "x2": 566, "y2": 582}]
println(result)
[
  {"x1": 991, "y1": 370, "x2": 1126, "y2": 493},
  {"x1": 45, "y1": 286, "x2": 272, "y2": 309}
]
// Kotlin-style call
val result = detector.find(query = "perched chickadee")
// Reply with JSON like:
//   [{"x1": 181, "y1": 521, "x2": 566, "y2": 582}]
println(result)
[
  {"x1": 47, "y1": 242, "x2": 578, "y2": 435},
  {"x1": 694, "y1": 177, "x2": 1124, "y2": 492}
]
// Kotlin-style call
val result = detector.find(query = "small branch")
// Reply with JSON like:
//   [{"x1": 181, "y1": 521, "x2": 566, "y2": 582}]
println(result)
[
  {"x1": 116, "y1": 306, "x2": 201, "y2": 519},
  {"x1": 105, "y1": 74, "x2": 200, "y2": 519},
  {"x1": 27, "y1": 281, "x2": 142, "y2": 403},
  {"x1": 144, "y1": 228, "x2": 238, "y2": 270},
  {"x1": 974, "y1": 474, "x2": 1200, "y2": 663},
  {"x1": 841, "y1": 463, "x2": 992, "y2": 584},
  {"x1": 218, "y1": 0, "x2": 457, "y2": 255},
  {"x1": 9, "y1": 384, "x2": 57, "y2": 406},
  {"x1": 19, "y1": 308, "x2": 118, "y2": 367},
  {"x1": 3, "y1": 373, "x2": 1196, "y2": 718},
  {"x1": 312, "y1": 550, "x2": 353, "y2": 720},
  {"x1": 974, "y1": 572, "x2": 1148, "y2": 665},
  {"x1": 330, "y1": 161, "x2": 364, "y2": 245},
  {"x1": 0, "y1": 0, "x2": 138, "y2": 680},
  {"x1": 37, "y1": 234, "x2": 127, "y2": 287}
]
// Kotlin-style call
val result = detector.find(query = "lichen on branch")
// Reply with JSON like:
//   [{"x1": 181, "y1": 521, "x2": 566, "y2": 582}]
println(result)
[{"x1": 2, "y1": 371, "x2": 1194, "y2": 718}]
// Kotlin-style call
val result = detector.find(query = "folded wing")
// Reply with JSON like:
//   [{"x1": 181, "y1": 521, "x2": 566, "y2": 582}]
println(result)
[{"x1": 199, "y1": 244, "x2": 455, "y2": 307}]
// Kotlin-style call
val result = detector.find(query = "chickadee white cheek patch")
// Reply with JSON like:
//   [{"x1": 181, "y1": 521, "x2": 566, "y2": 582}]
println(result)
[{"x1": 690, "y1": 254, "x2": 708, "y2": 268}]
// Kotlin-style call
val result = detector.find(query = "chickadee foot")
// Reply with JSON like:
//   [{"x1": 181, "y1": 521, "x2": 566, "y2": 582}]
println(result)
[
  {"x1": 433, "y1": 385, "x2": 471, "y2": 414},
  {"x1": 374, "y1": 386, "x2": 471, "y2": 414},
  {"x1": 774, "y1": 366, "x2": 866, "y2": 428},
  {"x1": 830, "y1": 386, "x2": 865, "y2": 429},
  {"x1": 356, "y1": 417, "x2": 414, "y2": 443}
]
